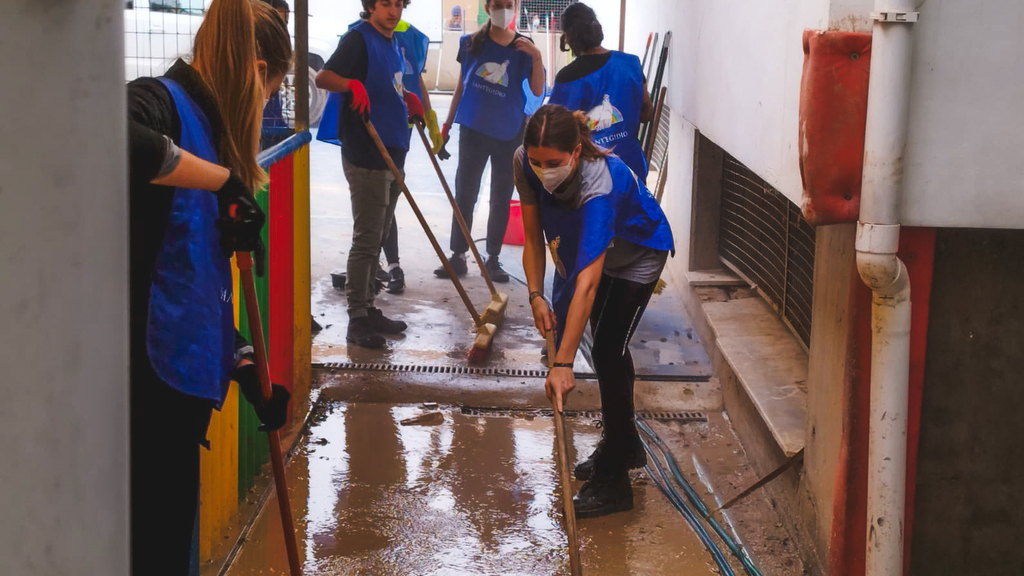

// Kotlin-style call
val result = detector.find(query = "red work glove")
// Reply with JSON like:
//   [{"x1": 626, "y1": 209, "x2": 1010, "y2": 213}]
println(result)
[
  {"x1": 348, "y1": 79, "x2": 369, "y2": 118},
  {"x1": 404, "y1": 91, "x2": 425, "y2": 122}
]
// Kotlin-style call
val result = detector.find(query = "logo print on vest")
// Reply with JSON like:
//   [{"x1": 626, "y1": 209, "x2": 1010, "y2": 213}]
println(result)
[
  {"x1": 547, "y1": 236, "x2": 567, "y2": 278},
  {"x1": 475, "y1": 60, "x2": 510, "y2": 87},
  {"x1": 586, "y1": 94, "x2": 624, "y2": 131},
  {"x1": 402, "y1": 47, "x2": 415, "y2": 75},
  {"x1": 393, "y1": 71, "x2": 404, "y2": 96}
]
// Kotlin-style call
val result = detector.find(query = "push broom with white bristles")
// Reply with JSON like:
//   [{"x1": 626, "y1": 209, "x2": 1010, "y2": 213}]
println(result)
[{"x1": 413, "y1": 118, "x2": 509, "y2": 327}]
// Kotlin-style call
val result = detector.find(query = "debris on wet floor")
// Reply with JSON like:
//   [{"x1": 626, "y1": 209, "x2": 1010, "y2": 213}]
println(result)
[{"x1": 221, "y1": 402, "x2": 804, "y2": 576}]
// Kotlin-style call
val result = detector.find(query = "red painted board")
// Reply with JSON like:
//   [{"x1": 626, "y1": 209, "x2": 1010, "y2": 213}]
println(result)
[
  {"x1": 798, "y1": 30, "x2": 871, "y2": 226},
  {"x1": 268, "y1": 155, "x2": 294, "y2": 396}
]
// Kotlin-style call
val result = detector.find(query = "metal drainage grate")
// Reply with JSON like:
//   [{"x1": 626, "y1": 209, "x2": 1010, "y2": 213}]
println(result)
[
  {"x1": 460, "y1": 406, "x2": 708, "y2": 423},
  {"x1": 315, "y1": 362, "x2": 572, "y2": 380}
]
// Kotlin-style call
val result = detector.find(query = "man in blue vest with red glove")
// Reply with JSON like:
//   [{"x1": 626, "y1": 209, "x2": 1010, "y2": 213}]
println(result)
[{"x1": 315, "y1": 0, "x2": 425, "y2": 349}]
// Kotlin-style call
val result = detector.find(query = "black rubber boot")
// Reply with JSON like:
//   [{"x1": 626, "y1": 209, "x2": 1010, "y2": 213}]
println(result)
[
  {"x1": 346, "y1": 316, "x2": 385, "y2": 348},
  {"x1": 386, "y1": 266, "x2": 405, "y2": 294},
  {"x1": 485, "y1": 256, "x2": 510, "y2": 283},
  {"x1": 574, "y1": 430, "x2": 647, "y2": 481},
  {"x1": 573, "y1": 468, "x2": 634, "y2": 519},
  {"x1": 434, "y1": 253, "x2": 468, "y2": 278},
  {"x1": 367, "y1": 307, "x2": 407, "y2": 334}
]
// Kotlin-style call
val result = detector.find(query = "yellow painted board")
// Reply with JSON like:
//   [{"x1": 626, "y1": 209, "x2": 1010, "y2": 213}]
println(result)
[{"x1": 292, "y1": 144, "x2": 312, "y2": 410}]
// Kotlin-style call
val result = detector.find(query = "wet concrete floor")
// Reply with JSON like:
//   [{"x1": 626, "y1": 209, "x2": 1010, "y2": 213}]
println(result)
[{"x1": 224, "y1": 402, "x2": 804, "y2": 575}]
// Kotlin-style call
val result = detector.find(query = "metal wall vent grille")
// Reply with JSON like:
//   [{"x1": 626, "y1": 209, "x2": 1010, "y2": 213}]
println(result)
[
  {"x1": 719, "y1": 154, "x2": 816, "y2": 346},
  {"x1": 461, "y1": 406, "x2": 708, "y2": 423}
]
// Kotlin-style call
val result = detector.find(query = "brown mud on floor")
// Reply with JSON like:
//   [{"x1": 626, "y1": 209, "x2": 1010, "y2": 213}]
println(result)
[{"x1": 224, "y1": 403, "x2": 804, "y2": 576}]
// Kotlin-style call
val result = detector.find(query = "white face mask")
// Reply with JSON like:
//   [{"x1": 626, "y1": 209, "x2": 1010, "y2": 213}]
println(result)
[
  {"x1": 489, "y1": 8, "x2": 516, "y2": 29},
  {"x1": 532, "y1": 158, "x2": 575, "y2": 193}
]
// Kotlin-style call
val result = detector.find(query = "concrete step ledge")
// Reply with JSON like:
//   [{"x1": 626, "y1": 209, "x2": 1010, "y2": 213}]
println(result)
[{"x1": 705, "y1": 298, "x2": 808, "y2": 457}]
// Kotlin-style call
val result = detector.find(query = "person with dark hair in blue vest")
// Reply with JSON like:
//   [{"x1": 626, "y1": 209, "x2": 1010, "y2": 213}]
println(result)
[
  {"x1": 315, "y1": 0, "x2": 425, "y2": 348},
  {"x1": 516, "y1": 104, "x2": 674, "y2": 518},
  {"x1": 548, "y1": 2, "x2": 654, "y2": 182},
  {"x1": 126, "y1": 1, "x2": 293, "y2": 573},
  {"x1": 336, "y1": 13, "x2": 444, "y2": 294},
  {"x1": 434, "y1": 0, "x2": 545, "y2": 283}
]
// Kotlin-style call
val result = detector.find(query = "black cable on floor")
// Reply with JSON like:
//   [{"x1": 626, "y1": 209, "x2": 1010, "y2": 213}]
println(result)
[{"x1": 638, "y1": 419, "x2": 762, "y2": 576}]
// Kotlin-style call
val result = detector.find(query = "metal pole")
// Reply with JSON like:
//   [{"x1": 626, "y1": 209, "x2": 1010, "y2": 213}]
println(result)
[
  {"x1": 619, "y1": 0, "x2": 626, "y2": 51},
  {"x1": 294, "y1": 0, "x2": 310, "y2": 131},
  {"x1": 291, "y1": 0, "x2": 312, "y2": 405}
]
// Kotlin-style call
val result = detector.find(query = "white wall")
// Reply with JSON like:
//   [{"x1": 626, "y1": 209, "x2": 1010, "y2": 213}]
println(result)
[
  {"x1": 625, "y1": 0, "x2": 1024, "y2": 231},
  {"x1": 623, "y1": 0, "x2": 831, "y2": 208},
  {"x1": 901, "y1": 0, "x2": 1024, "y2": 229},
  {"x1": 0, "y1": 1, "x2": 129, "y2": 573}
]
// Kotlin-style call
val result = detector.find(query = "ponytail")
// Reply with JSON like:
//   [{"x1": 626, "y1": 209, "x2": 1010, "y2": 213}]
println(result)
[
  {"x1": 525, "y1": 104, "x2": 608, "y2": 161},
  {"x1": 192, "y1": 0, "x2": 266, "y2": 191},
  {"x1": 467, "y1": 20, "x2": 492, "y2": 55},
  {"x1": 560, "y1": 3, "x2": 604, "y2": 55}
]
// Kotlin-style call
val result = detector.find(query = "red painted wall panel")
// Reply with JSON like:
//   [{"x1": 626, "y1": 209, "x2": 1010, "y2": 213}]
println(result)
[{"x1": 828, "y1": 228, "x2": 936, "y2": 576}]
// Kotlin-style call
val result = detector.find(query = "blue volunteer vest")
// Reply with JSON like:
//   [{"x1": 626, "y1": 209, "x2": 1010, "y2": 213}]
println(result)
[
  {"x1": 454, "y1": 34, "x2": 533, "y2": 140},
  {"x1": 396, "y1": 22, "x2": 429, "y2": 98},
  {"x1": 522, "y1": 153, "x2": 674, "y2": 335},
  {"x1": 147, "y1": 78, "x2": 235, "y2": 403},
  {"x1": 549, "y1": 51, "x2": 648, "y2": 181}
]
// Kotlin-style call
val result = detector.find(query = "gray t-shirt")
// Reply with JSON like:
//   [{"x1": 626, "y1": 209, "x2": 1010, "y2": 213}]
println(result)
[{"x1": 513, "y1": 147, "x2": 667, "y2": 284}]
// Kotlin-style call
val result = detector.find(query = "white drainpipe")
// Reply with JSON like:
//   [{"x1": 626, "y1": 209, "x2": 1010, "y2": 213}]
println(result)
[{"x1": 856, "y1": 1, "x2": 920, "y2": 574}]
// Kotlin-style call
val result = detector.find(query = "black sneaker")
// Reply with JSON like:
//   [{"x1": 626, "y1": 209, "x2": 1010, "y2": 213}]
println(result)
[
  {"x1": 485, "y1": 256, "x2": 510, "y2": 283},
  {"x1": 346, "y1": 316, "x2": 385, "y2": 348},
  {"x1": 573, "y1": 469, "x2": 634, "y2": 519},
  {"x1": 574, "y1": 431, "x2": 647, "y2": 481},
  {"x1": 376, "y1": 267, "x2": 391, "y2": 283},
  {"x1": 386, "y1": 266, "x2": 405, "y2": 294},
  {"x1": 434, "y1": 254, "x2": 468, "y2": 278},
  {"x1": 367, "y1": 307, "x2": 407, "y2": 334}
]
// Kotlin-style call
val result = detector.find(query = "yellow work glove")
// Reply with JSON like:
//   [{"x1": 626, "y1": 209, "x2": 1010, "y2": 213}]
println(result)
[{"x1": 425, "y1": 109, "x2": 444, "y2": 154}]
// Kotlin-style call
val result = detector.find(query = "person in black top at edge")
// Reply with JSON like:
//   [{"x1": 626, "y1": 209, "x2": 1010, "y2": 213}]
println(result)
[
  {"x1": 315, "y1": 0, "x2": 425, "y2": 349},
  {"x1": 127, "y1": 2, "x2": 291, "y2": 573}
]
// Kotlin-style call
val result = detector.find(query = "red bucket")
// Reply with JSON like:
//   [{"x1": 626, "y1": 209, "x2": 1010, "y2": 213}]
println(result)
[{"x1": 503, "y1": 199, "x2": 525, "y2": 245}]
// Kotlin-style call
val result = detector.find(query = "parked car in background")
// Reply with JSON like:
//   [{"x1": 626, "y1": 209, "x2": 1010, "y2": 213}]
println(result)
[{"x1": 124, "y1": 0, "x2": 330, "y2": 126}]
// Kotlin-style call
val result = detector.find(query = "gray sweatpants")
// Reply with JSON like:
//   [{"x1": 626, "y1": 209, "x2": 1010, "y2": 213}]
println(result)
[{"x1": 343, "y1": 155, "x2": 402, "y2": 318}]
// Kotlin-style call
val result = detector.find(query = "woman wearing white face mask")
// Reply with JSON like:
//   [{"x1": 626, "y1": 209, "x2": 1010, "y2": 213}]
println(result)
[
  {"x1": 434, "y1": 0, "x2": 544, "y2": 283},
  {"x1": 514, "y1": 104, "x2": 674, "y2": 519}
]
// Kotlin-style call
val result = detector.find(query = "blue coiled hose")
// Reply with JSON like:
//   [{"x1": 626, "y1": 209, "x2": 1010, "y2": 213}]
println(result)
[{"x1": 637, "y1": 418, "x2": 763, "y2": 576}]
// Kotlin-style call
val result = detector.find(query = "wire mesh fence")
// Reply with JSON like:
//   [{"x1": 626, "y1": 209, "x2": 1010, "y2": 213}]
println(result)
[{"x1": 124, "y1": 0, "x2": 209, "y2": 81}]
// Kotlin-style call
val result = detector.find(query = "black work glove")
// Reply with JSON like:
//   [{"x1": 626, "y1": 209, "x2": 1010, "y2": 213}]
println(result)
[
  {"x1": 234, "y1": 362, "x2": 291, "y2": 432},
  {"x1": 438, "y1": 123, "x2": 452, "y2": 161},
  {"x1": 215, "y1": 173, "x2": 267, "y2": 276}
]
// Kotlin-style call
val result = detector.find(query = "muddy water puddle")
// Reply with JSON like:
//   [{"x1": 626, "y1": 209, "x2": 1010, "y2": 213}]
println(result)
[{"x1": 227, "y1": 402, "x2": 725, "y2": 575}]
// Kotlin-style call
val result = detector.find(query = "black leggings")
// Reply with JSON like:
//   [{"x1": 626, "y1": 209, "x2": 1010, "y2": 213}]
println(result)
[
  {"x1": 381, "y1": 215, "x2": 399, "y2": 265},
  {"x1": 131, "y1": 360, "x2": 213, "y2": 576},
  {"x1": 588, "y1": 274, "x2": 658, "y2": 448}
]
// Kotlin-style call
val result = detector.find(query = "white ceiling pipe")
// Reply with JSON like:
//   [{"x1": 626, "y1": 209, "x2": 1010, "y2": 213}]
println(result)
[{"x1": 856, "y1": 1, "x2": 920, "y2": 575}]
